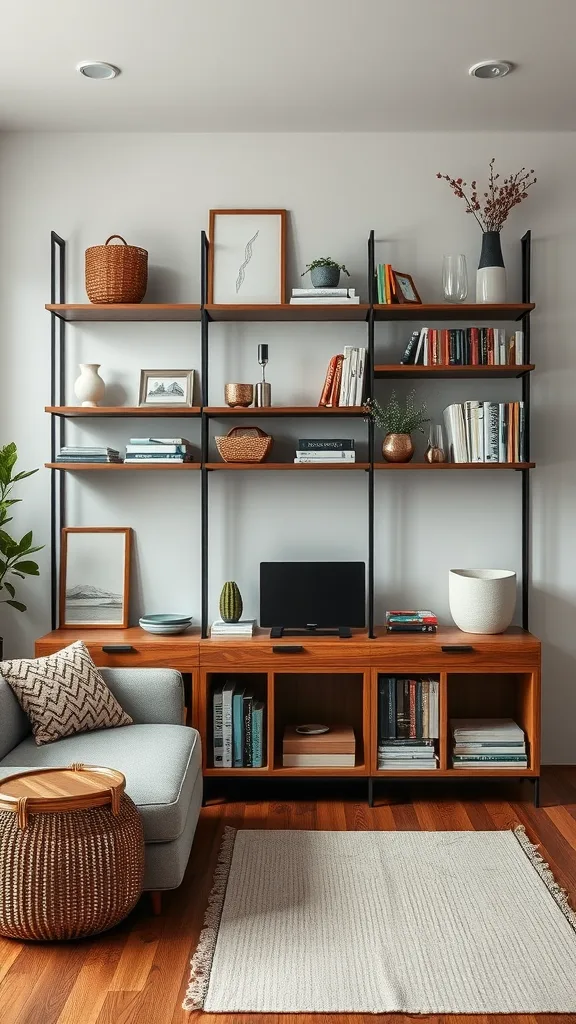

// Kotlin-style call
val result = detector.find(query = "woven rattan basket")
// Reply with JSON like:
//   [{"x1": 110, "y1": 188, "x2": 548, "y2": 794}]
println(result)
[
  {"x1": 216, "y1": 426, "x2": 273, "y2": 463},
  {"x1": 85, "y1": 235, "x2": 148, "y2": 304}
]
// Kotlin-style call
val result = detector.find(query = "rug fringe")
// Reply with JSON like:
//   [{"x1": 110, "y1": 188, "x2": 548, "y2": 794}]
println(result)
[
  {"x1": 513, "y1": 824, "x2": 576, "y2": 933},
  {"x1": 183, "y1": 825, "x2": 237, "y2": 1011}
]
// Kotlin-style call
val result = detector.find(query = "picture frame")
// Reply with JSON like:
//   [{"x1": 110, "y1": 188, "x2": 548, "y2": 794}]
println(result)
[
  {"x1": 208, "y1": 209, "x2": 287, "y2": 305},
  {"x1": 138, "y1": 369, "x2": 195, "y2": 407},
  {"x1": 392, "y1": 270, "x2": 422, "y2": 304},
  {"x1": 60, "y1": 527, "x2": 132, "y2": 629}
]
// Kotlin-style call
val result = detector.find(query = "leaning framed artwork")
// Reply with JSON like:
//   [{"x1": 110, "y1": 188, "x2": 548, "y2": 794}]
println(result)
[
  {"x1": 60, "y1": 527, "x2": 132, "y2": 629},
  {"x1": 208, "y1": 209, "x2": 287, "y2": 305},
  {"x1": 139, "y1": 369, "x2": 195, "y2": 407}
]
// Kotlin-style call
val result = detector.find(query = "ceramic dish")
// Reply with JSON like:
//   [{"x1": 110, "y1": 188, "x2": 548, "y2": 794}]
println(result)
[{"x1": 140, "y1": 614, "x2": 192, "y2": 626}]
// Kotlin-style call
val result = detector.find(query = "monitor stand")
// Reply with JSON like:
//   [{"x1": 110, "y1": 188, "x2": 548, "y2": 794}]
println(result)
[{"x1": 269, "y1": 625, "x2": 352, "y2": 639}]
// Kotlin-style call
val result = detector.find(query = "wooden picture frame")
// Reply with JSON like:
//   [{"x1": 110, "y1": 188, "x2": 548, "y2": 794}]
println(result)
[
  {"x1": 60, "y1": 528, "x2": 131, "y2": 629},
  {"x1": 208, "y1": 209, "x2": 287, "y2": 305},
  {"x1": 138, "y1": 369, "x2": 195, "y2": 407},
  {"x1": 392, "y1": 270, "x2": 422, "y2": 304}
]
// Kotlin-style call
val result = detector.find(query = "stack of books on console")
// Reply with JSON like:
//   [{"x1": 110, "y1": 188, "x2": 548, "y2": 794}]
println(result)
[
  {"x1": 451, "y1": 718, "x2": 528, "y2": 768},
  {"x1": 124, "y1": 437, "x2": 194, "y2": 463},
  {"x1": 56, "y1": 446, "x2": 122, "y2": 463},
  {"x1": 290, "y1": 287, "x2": 360, "y2": 305},
  {"x1": 295, "y1": 438, "x2": 355, "y2": 464},
  {"x1": 377, "y1": 675, "x2": 439, "y2": 770},
  {"x1": 282, "y1": 725, "x2": 356, "y2": 767},
  {"x1": 210, "y1": 619, "x2": 256, "y2": 637},
  {"x1": 213, "y1": 681, "x2": 265, "y2": 767},
  {"x1": 386, "y1": 610, "x2": 438, "y2": 633}
]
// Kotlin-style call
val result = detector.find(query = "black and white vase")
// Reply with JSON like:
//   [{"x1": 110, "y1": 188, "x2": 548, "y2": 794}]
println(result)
[{"x1": 476, "y1": 231, "x2": 506, "y2": 304}]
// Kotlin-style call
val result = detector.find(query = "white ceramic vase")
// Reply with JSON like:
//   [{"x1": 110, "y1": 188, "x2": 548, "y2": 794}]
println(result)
[
  {"x1": 74, "y1": 363, "x2": 105, "y2": 407},
  {"x1": 448, "y1": 569, "x2": 516, "y2": 634},
  {"x1": 476, "y1": 266, "x2": 507, "y2": 304}
]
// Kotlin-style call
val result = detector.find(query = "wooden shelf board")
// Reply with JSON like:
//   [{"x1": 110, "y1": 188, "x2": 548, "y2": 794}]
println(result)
[
  {"x1": 374, "y1": 303, "x2": 534, "y2": 322},
  {"x1": 45, "y1": 462, "x2": 200, "y2": 471},
  {"x1": 45, "y1": 303, "x2": 202, "y2": 322},
  {"x1": 45, "y1": 406, "x2": 201, "y2": 418},
  {"x1": 375, "y1": 768, "x2": 536, "y2": 778},
  {"x1": 374, "y1": 364, "x2": 534, "y2": 380},
  {"x1": 205, "y1": 303, "x2": 370, "y2": 322},
  {"x1": 205, "y1": 462, "x2": 370, "y2": 471},
  {"x1": 374, "y1": 462, "x2": 535, "y2": 470},
  {"x1": 205, "y1": 406, "x2": 367, "y2": 417},
  {"x1": 271, "y1": 763, "x2": 368, "y2": 777},
  {"x1": 204, "y1": 767, "x2": 271, "y2": 777}
]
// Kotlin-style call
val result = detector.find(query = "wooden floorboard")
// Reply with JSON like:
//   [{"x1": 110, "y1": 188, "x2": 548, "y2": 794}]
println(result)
[{"x1": 0, "y1": 768, "x2": 575, "y2": 1024}]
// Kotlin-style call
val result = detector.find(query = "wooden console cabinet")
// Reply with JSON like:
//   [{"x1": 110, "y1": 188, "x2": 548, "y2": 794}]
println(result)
[{"x1": 35, "y1": 626, "x2": 541, "y2": 804}]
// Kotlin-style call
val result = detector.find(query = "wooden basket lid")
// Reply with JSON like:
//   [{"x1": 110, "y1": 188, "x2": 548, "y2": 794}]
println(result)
[{"x1": 0, "y1": 765, "x2": 126, "y2": 826}]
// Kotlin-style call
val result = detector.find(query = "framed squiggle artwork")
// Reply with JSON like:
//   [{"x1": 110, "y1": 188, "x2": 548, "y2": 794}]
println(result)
[{"x1": 208, "y1": 209, "x2": 287, "y2": 305}]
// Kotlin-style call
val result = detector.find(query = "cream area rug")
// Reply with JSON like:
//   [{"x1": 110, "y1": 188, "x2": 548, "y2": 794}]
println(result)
[{"x1": 184, "y1": 826, "x2": 576, "y2": 1014}]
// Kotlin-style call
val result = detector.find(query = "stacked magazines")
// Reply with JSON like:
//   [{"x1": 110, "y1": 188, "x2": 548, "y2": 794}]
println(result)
[
  {"x1": 56, "y1": 446, "x2": 122, "y2": 463},
  {"x1": 452, "y1": 718, "x2": 527, "y2": 768},
  {"x1": 377, "y1": 675, "x2": 439, "y2": 770},
  {"x1": 386, "y1": 610, "x2": 437, "y2": 633},
  {"x1": 125, "y1": 437, "x2": 194, "y2": 463}
]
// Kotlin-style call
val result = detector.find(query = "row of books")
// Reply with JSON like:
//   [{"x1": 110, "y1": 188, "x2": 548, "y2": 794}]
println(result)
[
  {"x1": 385, "y1": 609, "x2": 438, "y2": 634},
  {"x1": 319, "y1": 348, "x2": 367, "y2": 407},
  {"x1": 294, "y1": 438, "x2": 356, "y2": 464},
  {"x1": 378, "y1": 676, "x2": 440, "y2": 742},
  {"x1": 282, "y1": 725, "x2": 355, "y2": 767},
  {"x1": 213, "y1": 681, "x2": 265, "y2": 768},
  {"x1": 444, "y1": 401, "x2": 525, "y2": 463},
  {"x1": 289, "y1": 287, "x2": 360, "y2": 305},
  {"x1": 401, "y1": 327, "x2": 524, "y2": 366},
  {"x1": 375, "y1": 264, "x2": 399, "y2": 304},
  {"x1": 452, "y1": 718, "x2": 527, "y2": 768}
]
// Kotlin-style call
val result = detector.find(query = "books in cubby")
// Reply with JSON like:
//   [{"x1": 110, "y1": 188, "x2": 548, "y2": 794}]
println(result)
[
  {"x1": 295, "y1": 438, "x2": 355, "y2": 464},
  {"x1": 444, "y1": 401, "x2": 525, "y2": 463},
  {"x1": 386, "y1": 610, "x2": 438, "y2": 633},
  {"x1": 282, "y1": 725, "x2": 355, "y2": 767},
  {"x1": 451, "y1": 718, "x2": 527, "y2": 768},
  {"x1": 213, "y1": 681, "x2": 265, "y2": 768},
  {"x1": 290, "y1": 287, "x2": 360, "y2": 305},
  {"x1": 125, "y1": 437, "x2": 194, "y2": 464},
  {"x1": 377, "y1": 676, "x2": 439, "y2": 770},
  {"x1": 401, "y1": 327, "x2": 524, "y2": 366},
  {"x1": 318, "y1": 347, "x2": 367, "y2": 407}
]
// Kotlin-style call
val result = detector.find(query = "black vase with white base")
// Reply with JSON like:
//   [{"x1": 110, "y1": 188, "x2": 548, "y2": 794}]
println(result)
[{"x1": 476, "y1": 231, "x2": 506, "y2": 304}]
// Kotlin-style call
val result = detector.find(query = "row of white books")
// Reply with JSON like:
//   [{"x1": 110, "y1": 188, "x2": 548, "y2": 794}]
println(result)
[
  {"x1": 290, "y1": 287, "x2": 360, "y2": 305},
  {"x1": 443, "y1": 401, "x2": 525, "y2": 463},
  {"x1": 211, "y1": 619, "x2": 255, "y2": 636},
  {"x1": 377, "y1": 741, "x2": 438, "y2": 771}
]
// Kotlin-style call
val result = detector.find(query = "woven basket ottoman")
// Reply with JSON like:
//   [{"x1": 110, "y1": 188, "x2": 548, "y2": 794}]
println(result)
[{"x1": 0, "y1": 764, "x2": 144, "y2": 940}]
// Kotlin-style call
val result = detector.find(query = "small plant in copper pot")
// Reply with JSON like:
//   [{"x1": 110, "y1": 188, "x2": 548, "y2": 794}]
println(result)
[{"x1": 367, "y1": 392, "x2": 428, "y2": 463}]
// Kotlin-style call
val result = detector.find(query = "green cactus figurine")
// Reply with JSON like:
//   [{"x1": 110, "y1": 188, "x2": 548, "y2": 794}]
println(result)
[{"x1": 219, "y1": 581, "x2": 243, "y2": 623}]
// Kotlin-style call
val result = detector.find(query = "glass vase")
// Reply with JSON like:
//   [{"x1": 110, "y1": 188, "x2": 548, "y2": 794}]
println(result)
[{"x1": 442, "y1": 255, "x2": 468, "y2": 303}]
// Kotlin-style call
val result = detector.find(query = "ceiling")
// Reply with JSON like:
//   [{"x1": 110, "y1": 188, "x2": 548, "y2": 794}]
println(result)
[{"x1": 1, "y1": 0, "x2": 575, "y2": 132}]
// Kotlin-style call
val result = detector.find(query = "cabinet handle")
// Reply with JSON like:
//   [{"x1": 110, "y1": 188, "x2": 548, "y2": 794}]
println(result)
[
  {"x1": 101, "y1": 644, "x2": 136, "y2": 653},
  {"x1": 272, "y1": 645, "x2": 304, "y2": 654},
  {"x1": 441, "y1": 644, "x2": 475, "y2": 653}
]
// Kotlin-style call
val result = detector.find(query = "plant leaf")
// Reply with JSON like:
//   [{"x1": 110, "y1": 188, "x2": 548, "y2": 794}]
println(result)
[
  {"x1": 6, "y1": 599, "x2": 26, "y2": 612},
  {"x1": 12, "y1": 469, "x2": 38, "y2": 482},
  {"x1": 13, "y1": 560, "x2": 39, "y2": 575},
  {"x1": 15, "y1": 531, "x2": 33, "y2": 554},
  {"x1": 3, "y1": 582, "x2": 15, "y2": 598}
]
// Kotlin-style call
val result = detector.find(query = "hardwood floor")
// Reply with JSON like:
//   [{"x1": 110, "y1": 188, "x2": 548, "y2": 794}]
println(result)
[{"x1": 2, "y1": 768, "x2": 576, "y2": 1024}]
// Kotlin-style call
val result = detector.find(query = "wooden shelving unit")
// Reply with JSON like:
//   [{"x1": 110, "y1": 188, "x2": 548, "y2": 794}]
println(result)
[
  {"x1": 46, "y1": 462, "x2": 200, "y2": 471},
  {"x1": 374, "y1": 302, "x2": 534, "y2": 322},
  {"x1": 374, "y1": 462, "x2": 535, "y2": 471},
  {"x1": 204, "y1": 303, "x2": 370, "y2": 322},
  {"x1": 204, "y1": 406, "x2": 366, "y2": 417},
  {"x1": 374, "y1": 364, "x2": 534, "y2": 380},
  {"x1": 205, "y1": 462, "x2": 370, "y2": 471},
  {"x1": 45, "y1": 406, "x2": 202, "y2": 418},
  {"x1": 45, "y1": 303, "x2": 202, "y2": 322}
]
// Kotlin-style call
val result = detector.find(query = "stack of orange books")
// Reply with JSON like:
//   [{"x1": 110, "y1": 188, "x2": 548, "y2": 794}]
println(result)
[{"x1": 282, "y1": 725, "x2": 356, "y2": 767}]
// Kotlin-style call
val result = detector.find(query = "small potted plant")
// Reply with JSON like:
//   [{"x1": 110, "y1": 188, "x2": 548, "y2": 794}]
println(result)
[
  {"x1": 367, "y1": 392, "x2": 428, "y2": 463},
  {"x1": 301, "y1": 258, "x2": 350, "y2": 289},
  {"x1": 0, "y1": 443, "x2": 43, "y2": 657}
]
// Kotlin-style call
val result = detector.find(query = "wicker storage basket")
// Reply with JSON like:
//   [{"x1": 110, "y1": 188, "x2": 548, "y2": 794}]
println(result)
[
  {"x1": 216, "y1": 426, "x2": 273, "y2": 463},
  {"x1": 85, "y1": 234, "x2": 148, "y2": 304}
]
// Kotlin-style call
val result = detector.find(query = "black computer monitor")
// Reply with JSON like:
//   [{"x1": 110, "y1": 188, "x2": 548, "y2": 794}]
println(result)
[{"x1": 260, "y1": 561, "x2": 365, "y2": 638}]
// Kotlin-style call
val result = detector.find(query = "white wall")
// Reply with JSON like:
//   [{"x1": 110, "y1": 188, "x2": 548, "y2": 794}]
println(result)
[{"x1": 0, "y1": 131, "x2": 573, "y2": 762}]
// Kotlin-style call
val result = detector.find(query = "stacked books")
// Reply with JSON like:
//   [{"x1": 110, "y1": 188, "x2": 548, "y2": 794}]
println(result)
[
  {"x1": 290, "y1": 287, "x2": 360, "y2": 305},
  {"x1": 55, "y1": 446, "x2": 122, "y2": 463},
  {"x1": 386, "y1": 609, "x2": 438, "y2": 633},
  {"x1": 282, "y1": 725, "x2": 355, "y2": 767},
  {"x1": 294, "y1": 438, "x2": 355, "y2": 464},
  {"x1": 213, "y1": 681, "x2": 265, "y2": 768},
  {"x1": 124, "y1": 437, "x2": 194, "y2": 464},
  {"x1": 444, "y1": 401, "x2": 525, "y2": 463},
  {"x1": 378, "y1": 675, "x2": 439, "y2": 769},
  {"x1": 318, "y1": 347, "x2": 367, "y2": 406},
  {"x1": 451, "y1": 718, "x2": 528, "y2": 768},
  {"x1": 401, "y1": 327, "x2": 524, "y2": 366},
  {"x1": 210, "y1": 619, "x2": 256, "y2": 637}
]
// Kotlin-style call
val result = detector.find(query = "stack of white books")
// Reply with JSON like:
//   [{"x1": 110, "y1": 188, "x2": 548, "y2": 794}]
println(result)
[
  {"x1": 451, "y1": 718, "x2": 528, "y2": 768},
  {"x1": 125, "y1": 437, "x2": 194, "y2": 464},
  {"x1": 211, "y1": 619, "x2": 256, "y2": 637},
  {"x1": 290, "y1": 287, "x2": 360, "y2": 305},
  {"x1": 294, "y1": 439, "x2": 355, "y2": 464}
]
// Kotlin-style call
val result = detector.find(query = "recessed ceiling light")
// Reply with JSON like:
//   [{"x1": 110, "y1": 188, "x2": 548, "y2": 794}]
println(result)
[
  {"x1": 468, "y1": 60, "x2": 514, "y2": 79},
  {"x1": 76, "y1": 61, "x2": 120, "y2": 80}
]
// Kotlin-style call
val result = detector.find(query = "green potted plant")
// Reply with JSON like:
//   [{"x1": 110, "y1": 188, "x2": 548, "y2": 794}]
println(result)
[
  {"x1": 301, "y1": 258, "x2": 350, "y2": 289},
  {"x1": 367, "y1": 392, "x2": 428, "y2": 463},
  {"x1": 0, "y1": 443, "x2": 43, "y2": 657}
]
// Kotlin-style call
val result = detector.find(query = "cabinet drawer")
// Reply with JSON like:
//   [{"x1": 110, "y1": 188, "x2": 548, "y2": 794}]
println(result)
[
  {"x1": 35, "y1": 640, "x2": 196, "y2": 672},
  {"x1": 200, "y1": 640, "x2": 370, "y2": 671},
  {"x1": 371, "y1": 650, "x2": 539, "y2": 673}
]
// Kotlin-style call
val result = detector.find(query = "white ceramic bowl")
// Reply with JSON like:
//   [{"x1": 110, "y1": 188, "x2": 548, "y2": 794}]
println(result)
[{"x1": 448, "y1": 569, "x2": 516, "y2": 634}]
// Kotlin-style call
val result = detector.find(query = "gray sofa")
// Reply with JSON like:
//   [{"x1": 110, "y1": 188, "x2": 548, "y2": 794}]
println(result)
[{"x1": 0, "y1": 667, "x2": 202, "y2": 893}]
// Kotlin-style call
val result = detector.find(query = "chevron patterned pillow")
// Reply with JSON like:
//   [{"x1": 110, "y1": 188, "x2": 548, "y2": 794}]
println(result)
[{"x1": 0, "y1": 640, "x2": 132, "y2": 746}]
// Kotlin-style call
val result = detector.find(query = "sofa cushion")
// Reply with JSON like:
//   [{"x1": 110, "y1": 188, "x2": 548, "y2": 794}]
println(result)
[
  {"x1": 0, "y1": 641, "x2": 132, "y2": 745},
  {"x1": 0, "y1": 677, "x2": 30, "y2": 760},
  {"x1": 0, "y1": 723, "x2": 200, "y2": 843}
]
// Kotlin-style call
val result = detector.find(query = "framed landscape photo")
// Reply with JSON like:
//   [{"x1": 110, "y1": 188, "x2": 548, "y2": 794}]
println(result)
[
  {"x1": 60, "y1": 528, "x2": 131, "y2": 629},
  {"x1": 139, "y1": 369, "x2": 195, "y2": 407},
  {"x1": 208, "y1": 209, "x2": 287, "y2": 305},
  {"x1": 392, "y1": 270, "x2": 422, "y2": 304}
]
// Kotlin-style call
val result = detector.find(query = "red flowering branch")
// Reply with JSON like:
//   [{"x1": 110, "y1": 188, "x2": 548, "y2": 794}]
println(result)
[{"x1": 437, "y1": 159, "x2": 537, "y2": 232}]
